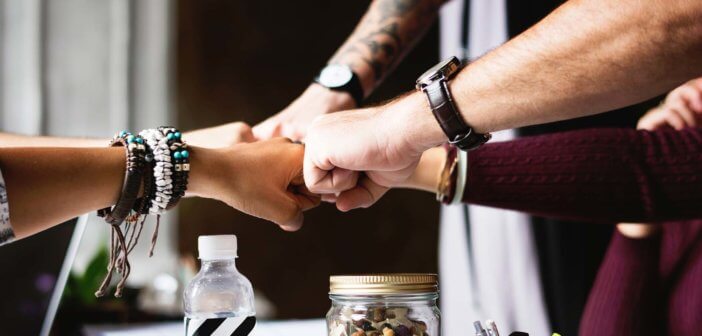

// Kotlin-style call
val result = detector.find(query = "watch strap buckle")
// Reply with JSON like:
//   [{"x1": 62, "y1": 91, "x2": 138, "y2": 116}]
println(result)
[{"x1": 449, "y1": 129, "x2": 492, "y2": 151}]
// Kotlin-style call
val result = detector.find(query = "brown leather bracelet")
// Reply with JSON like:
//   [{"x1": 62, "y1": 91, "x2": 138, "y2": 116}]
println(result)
[{"x1": 98, "y1": 133, "x2": 146, "y2": 226}]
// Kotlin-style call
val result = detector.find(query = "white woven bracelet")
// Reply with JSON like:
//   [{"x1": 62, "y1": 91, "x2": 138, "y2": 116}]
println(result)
[{"x1": 140, "y1": 128, "x2": 173, "y2": 214}]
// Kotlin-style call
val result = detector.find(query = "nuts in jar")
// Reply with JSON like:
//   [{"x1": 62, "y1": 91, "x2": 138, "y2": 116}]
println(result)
[{"x1": 327, "y1": 274, "x2": 440, "y2": 336}]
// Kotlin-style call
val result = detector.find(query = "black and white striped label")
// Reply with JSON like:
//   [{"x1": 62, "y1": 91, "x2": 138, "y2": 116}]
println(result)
[{"x1": 185, "y1": 315, "x2": 256, "y2": 336}]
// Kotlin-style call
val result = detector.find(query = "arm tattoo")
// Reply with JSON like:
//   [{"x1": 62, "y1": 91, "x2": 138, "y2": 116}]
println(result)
[{"x1": 330, "y1": 0, "x2": 445, "y2": 84}]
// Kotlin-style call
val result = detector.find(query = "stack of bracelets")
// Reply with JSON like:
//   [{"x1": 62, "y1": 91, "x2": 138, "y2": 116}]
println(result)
[{"x1": 95, "y1": 127, "x2": 190, "y2": 298}]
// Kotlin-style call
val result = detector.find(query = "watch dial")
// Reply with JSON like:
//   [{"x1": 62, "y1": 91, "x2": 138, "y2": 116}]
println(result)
[{"x1": 319, "y1": 64, "x2": 353, "y2": 88}]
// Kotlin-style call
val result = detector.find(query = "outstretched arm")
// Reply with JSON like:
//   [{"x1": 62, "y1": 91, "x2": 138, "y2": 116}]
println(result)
[
  {"x1": 253, "y1": 0, "x2": 447, "y2": 140},
  {"x1": 304, "y1": 0, "x2": 702, "y2": 208},
  {"x1": 0, "y1": 138, "x2": 318, "y2": 242},
  {"x1": 398, "y1": 0, "x2": 702, "y2": 145},
  {"x1": 403, "y1": 127, "x2": 702, "y2": 223}
]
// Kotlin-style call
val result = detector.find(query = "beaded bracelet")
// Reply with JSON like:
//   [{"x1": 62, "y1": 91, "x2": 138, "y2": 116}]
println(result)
[
  {"x1": 158, "y1": 127, "x2": 189, "y2": 210},
  {"x1": 96, "y1": 127, "x2": 191, "y2": 298}
]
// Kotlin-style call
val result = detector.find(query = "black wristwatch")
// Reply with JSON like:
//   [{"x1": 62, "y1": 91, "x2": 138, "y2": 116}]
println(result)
[
  {"x1": 315, "y1": 64, "x2": 364, "y2": 107},
  {"x1": 416, "y1": 56, "x2": 491, "y2": 151}
]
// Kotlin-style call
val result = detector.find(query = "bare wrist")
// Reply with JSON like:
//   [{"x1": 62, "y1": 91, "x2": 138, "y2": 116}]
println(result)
[
  {"x1": 186, "y1": 146, "x2": 222, "y2": 199},
  {"x1": 308, "y1": 83, "x2": 357, "y2": 111},
  {"x1": 386, "y1": 91, "x2": 446, "y2": 153},
  {"x1": 398, "y1": 147, "x2": 445, "y2": 193}
]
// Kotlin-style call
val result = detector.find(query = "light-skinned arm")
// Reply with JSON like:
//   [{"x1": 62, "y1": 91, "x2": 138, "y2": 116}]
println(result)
[
  {"x1": 253, "y1": 0, "x2": 446, "y2": 140},
  {"x1": 0, "y1": 138, "x2": 318, "y2": 241},
  {"x1": 304, "y1": 0, "x2": 702, "y2": 210}
]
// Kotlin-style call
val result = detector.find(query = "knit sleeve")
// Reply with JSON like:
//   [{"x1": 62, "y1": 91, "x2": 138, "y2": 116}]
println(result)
[
  {"x1": 0, "y1": 168, "x2": 14, "y2": 246},
  {"x1": 463, "y1": 127, "x2": 702, "y2": 223}
]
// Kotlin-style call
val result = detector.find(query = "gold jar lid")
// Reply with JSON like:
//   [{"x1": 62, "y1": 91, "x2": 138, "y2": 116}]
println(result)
[{"x1": 329, "y1": 273, "x2": 438, "y2": 295}]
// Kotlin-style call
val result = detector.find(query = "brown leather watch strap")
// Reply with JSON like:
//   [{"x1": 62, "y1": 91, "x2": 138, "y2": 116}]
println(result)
[{"x1": 424, "y1": 80, "x2": 491, "y2": 151}]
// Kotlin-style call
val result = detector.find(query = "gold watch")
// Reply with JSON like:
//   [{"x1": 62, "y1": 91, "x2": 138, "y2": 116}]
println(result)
[{"x1": 436, "y1": 144, "x2": 459, "y2": 203}]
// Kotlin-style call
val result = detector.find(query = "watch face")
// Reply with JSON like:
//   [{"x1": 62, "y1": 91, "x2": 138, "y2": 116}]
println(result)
[
  {"x1": 416, "y1": 56, "x2": 461, "y2": 88},
  {"x1": 318, "y1": 64, "x2": 353, "y2": 88}
]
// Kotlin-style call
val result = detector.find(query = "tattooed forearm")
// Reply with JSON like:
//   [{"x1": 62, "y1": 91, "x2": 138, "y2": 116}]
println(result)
[
  {"x1": 329, "y1": 0, "x2": 446, "y2": 93},
  {"x1": 378, "y1": 0, "x2": 422, "y2": 18}
]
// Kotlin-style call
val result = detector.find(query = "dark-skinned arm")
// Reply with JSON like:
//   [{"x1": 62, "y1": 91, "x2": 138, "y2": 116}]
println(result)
[{"x1": 0, "y1": 139, "x2": 319, "y2": 242}]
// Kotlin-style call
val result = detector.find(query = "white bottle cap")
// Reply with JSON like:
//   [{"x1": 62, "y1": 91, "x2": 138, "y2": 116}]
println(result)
[{"x1": 198, "y1": 235, "x2": 238, "y2": 260}]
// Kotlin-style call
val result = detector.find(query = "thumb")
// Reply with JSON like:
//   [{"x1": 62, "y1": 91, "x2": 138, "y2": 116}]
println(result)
[
  {"x1": 335, "y1": 176, "x2": 389, "y2": 212},
  {"x1": 303, "y1": 149, "x2": 359, "y2": 193}
]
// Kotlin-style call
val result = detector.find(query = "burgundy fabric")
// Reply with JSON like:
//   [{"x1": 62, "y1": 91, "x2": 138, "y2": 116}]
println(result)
[
  {"x1": 580, "y1": 221, "x2": 702, "y2": 335},
  {"x1": 461, "y1": 127, "x2": 702, "y2": 335},
  {"x1": 463, "y1": 127, "x2": 702, "y2": 222}
]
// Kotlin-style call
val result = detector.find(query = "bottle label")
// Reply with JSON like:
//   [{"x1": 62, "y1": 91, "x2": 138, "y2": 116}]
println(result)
[{"x1": 185, "y1": 316, "x2": 256, "y2": 336}]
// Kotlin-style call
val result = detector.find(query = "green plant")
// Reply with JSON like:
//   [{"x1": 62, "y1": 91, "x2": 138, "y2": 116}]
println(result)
[{"x1": 64, "y1": 245, "x2": 114, "y2": 305}]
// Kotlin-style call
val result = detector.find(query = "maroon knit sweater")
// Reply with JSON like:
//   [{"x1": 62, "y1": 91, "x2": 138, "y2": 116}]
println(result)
[
  {"x1": 463, "y1": 127, "x2": 702, "y2": 222},
  {"x1": 462, "y1": 127, "x2": 702, "y2": 335}
]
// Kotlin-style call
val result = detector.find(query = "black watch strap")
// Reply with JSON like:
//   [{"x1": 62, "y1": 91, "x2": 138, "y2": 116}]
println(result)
[
  {"x1": 314, "y1": 71, "x2": 364, "y2": 107},
  {"x1": 424, "y1": 80, "x2": 491, "y2": 151}
]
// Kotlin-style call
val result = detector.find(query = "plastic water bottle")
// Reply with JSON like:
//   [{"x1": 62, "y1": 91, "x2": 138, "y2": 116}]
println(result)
[{"x1": 184, "y1": 235, "x2": 256, "y2": 335}]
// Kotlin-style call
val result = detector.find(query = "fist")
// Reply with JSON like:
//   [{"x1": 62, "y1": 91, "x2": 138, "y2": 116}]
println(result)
[
  {"x1": 191, "y1": 138, "x2": 320, "y2": 231},
  {"x1": 303, "y1": 107, "x2": 423, "y2": 211}
]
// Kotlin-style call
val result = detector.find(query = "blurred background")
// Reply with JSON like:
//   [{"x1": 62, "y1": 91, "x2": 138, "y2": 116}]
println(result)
[{"x1": 0, "y1": 0, "x2": 441, "y2": 332}]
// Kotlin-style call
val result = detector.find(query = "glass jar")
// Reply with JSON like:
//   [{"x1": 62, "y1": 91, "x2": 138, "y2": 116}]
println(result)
[{"x1": 327, "y1": 274, "x2": 440, "y2": 336}]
